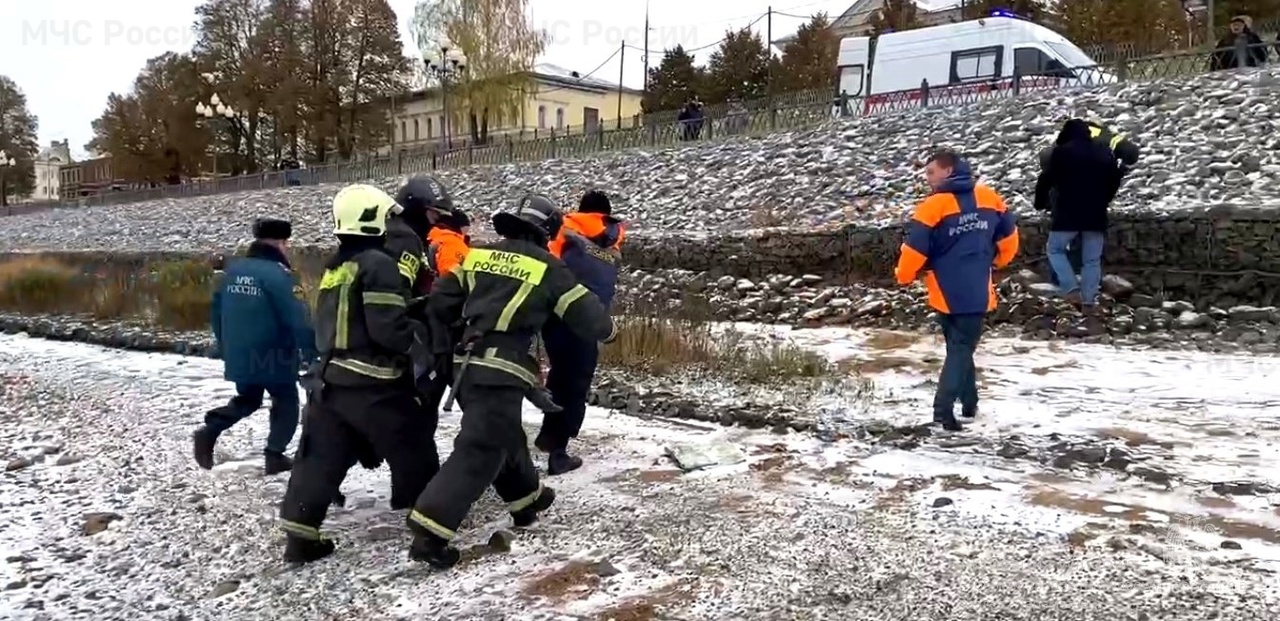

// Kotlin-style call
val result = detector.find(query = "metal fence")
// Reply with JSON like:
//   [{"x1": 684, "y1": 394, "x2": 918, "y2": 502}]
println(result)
[{"x1": 10, "y1": 45, "x2": 1272, "y2": 213}]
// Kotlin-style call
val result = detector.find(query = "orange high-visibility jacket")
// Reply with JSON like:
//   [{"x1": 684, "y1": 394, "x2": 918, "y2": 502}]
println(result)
[
  {"x1": 895, "y1": 166, "x2": 1019, "y2": 314},
  {"x1": 548, "y1": 212, "x2": 625, "y2": 259},
  {"x1": 426, "y1": 227, "x2": 471, "y2": 278}
]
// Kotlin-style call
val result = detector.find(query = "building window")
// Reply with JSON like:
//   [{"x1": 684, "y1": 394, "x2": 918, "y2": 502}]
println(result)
[
  {"x1": 413, "y1": 119, "x2": 420, "y2": 141},
  {"x1": 538, "y1": 105, "x2": 547, "y2": 129},
  {"x1": 400, "y1": 121, "x2": 406, "y2": 142},
  {"x1": 427, "y1": 117, "x2": 434, "y2": 138},
  {"x1": 555, "y1": 108, "x2": 564, "y2": 130}
]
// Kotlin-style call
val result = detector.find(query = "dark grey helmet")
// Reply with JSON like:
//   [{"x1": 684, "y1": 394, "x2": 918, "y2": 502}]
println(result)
[{"x1": 492, "y1": 193, "x2": 563, "y2": 242}]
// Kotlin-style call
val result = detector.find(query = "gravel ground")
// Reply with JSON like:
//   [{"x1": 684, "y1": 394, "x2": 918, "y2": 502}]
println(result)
[
  {"x1": 5, "y1": 67, "x2": 1280, "y2": 252},
  {"x1": 1, "y1": 335, "x2": 1278, "y2": 620}
]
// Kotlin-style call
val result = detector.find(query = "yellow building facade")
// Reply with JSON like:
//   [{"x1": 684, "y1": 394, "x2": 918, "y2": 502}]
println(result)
[{"x1": 390, "y1": 63, "x2": 644, "y2": 150}]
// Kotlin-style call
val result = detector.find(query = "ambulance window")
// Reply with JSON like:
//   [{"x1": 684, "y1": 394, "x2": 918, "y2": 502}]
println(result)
[
  {"x1": 950, "y1": 46, "x2": 1002, "y2": 83},
  {"x1": 838, "y1": 64, "x2": 865, "y2": 97},
  {"x1": 1014, "y1": 47, "x2": 1054, "y2": 75}
]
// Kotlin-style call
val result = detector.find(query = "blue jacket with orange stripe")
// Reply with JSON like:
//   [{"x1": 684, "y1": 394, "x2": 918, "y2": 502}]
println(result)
[{"x1": 895, "y1": 161, "x2": 1019, "y2": 315}]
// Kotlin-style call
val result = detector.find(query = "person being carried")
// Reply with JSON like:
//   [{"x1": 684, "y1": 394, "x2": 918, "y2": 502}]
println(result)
[
  {"x1": 278, "y1": 184, "x2": 436, "y2": 564},
  {"x1": 406, "y1": 193, "x2": 616, "y2": 570},
  {"x1": 195, "y1": 218, "x2": 315, "y2": 475},
  {"x1": 895, "y1": 149, "x2": 1019, "y2": 431},
  {"x1": 536, "y1": 189, "x2": 625, "y2": 474}
]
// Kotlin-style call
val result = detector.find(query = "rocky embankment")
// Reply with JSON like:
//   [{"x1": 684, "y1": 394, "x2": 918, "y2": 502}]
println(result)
[
  {"x1": 3, "y1": 67, "x2": 1280, "y2": 251},
  {"x1": 11, "y1": 199, "x2": 1280, "y2": 309}
]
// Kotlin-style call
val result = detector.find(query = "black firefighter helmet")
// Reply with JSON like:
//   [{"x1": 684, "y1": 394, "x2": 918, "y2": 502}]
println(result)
[
  {"x1": 395, "y1": 175, "x2": 453, "y2": 234},
  {"x1": 492, "y1": 193, "x2": 563, "y2": 244}
]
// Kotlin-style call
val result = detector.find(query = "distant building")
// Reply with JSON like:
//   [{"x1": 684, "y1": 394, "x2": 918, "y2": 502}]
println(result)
[
  {"x1": 387, "y1": 63, "x2": 645, "y2": 152},
  {"x1": 32, "y1": 140, "x2": 72, "y2": 201},
  {"x1": 59, "y1": 154, "x2": 127, "y2": 200}
]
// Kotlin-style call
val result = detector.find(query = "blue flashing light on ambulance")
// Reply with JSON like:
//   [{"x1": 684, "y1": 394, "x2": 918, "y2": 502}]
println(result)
[{"x1": 835, "y1": 14, "x2": 1113, "y2": 114}]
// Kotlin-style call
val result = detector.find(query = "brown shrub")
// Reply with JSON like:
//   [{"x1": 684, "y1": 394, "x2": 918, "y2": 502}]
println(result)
[
  {"x1": 0, "y1": 255, "x2": 836, "y2": 385},
  {"x1": 600, "y1": 312, "x2": 835, "y2": 383},
  {"x1": 149, "y1": 260, "x2": 216, "y2": 331},
  {"x1": 0, "y1": 257, "x2": 84, "y2": 314}
]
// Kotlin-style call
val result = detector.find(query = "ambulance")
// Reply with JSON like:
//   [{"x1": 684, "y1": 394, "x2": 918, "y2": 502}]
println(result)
[{"x1": 835, "y1": 14, "x2": 1112, "y2": 114}]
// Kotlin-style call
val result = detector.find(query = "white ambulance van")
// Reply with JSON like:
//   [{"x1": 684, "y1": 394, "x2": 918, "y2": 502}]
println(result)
[{"x1": 835, "y1": 15, "x2": 1111, "y2": 114}]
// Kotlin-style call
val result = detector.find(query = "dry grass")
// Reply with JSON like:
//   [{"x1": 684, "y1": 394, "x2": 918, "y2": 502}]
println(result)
[
  {"x1": 0, "y1": 255, "x2": 220, "y2": 331},
  {"x1": 0, "y1": 254, "x2": 840, "y2": 385},
  {"x1": 599, "y1": 313, "x2": 835, "y2": 383}
]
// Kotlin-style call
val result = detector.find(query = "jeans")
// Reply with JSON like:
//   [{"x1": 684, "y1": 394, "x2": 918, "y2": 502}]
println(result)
[
  {"x1": 205, "y1": 382, "x2": 301, "y2": 454},
  {"x1": 1047, "y1": 231, "x2": 1105, "y2": 305},
  {"x1": 933, "y1": 313, "x2": 985, "y2": 419}
]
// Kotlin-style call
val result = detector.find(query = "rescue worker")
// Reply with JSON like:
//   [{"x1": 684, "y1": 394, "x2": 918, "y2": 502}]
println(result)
[
  {"x1": 327, "y1": 175, "x2": 455, "y2": 506},
  {"x1": 895, "y1": 150, "x2": 1019, "y2": 431},
  {"x1": 279, "y1": 184, "x2": 436, "y2": 564},
  {"x1": 417, "y1": 207, "x2": 473, "y2": 423},
  {"x1": 326, "y1": 178, "x2": 441, "y2": 507},
  {"x1": 395, "y1": 175, "x2": 457, "y2": 294},
  {"x1": 536, "y1": 190, "x2": 625, "y2": 474},
  {"x1": 196, "y1": 218, "x2": 315, "y2": 474},
  {"x1": 426, "y1": 208, "x2": 472, "y2": 278},
  {"x1": 406, "y1": 194, "x2": 617, "y2": 570}
]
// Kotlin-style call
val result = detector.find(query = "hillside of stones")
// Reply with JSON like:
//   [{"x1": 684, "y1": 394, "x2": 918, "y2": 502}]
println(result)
[{"x1": 2, "y1": 66, "x2": 1278, "y2": 255}]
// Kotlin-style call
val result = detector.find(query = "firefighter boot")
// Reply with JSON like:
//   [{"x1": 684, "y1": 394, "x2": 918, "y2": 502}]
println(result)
[
  {"x1": 511, "y1": 486, "x2": 557, "y2": 527},
  {"x1": 192, "y1": 426, "x2": 218, "y2": 470},
  {"x1": 264, "y1": 451, "x2": 294, "y2": 475},
  {"x1": 408, "y1": 533, "x2": 461, "y2": 570},
  {"x1": 548, "y1": 450, "x2": 583, "y2": 476},
  {"x1": 283, "y1": 535, "x2": 336, "y2": 564}
]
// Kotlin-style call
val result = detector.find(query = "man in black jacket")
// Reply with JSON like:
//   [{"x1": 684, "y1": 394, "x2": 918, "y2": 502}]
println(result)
[
  {"x1": 1035, "y1": 119, "x2": 1122, "y2": 311},
  {"x1": 1211, "y1": 16, "x2": 1268, "y2": 71},
  {"x1": 405, "y1": 194, "x2": 617, "y2": 570},
  {"x1": 1035, "y1": 117, "x2": 1139, "y2": 289}
]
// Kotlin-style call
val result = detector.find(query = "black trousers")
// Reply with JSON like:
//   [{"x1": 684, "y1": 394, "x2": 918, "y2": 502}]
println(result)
[
  {"x1": 407, "y1": 380, "x2": 543, "y2": 541},
  {"x1": 279, "y1": 383, "x2": 436, "y2": 538},
  {"x1": 537, "y1": 318, "x2": 599, "y2": 450}
]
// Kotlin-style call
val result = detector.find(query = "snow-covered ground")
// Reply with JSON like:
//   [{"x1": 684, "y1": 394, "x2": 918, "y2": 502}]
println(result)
[{"x1": 1, "y1": 330, "x2": 1278, "y2": 620}]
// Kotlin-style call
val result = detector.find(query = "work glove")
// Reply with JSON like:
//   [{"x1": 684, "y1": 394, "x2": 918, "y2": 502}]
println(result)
[
  {"x1": 298, "y1": 361, "x2": 323, "y2": 401},
  {"x1": 407, "y1": 295, "x2": 430, "y2": 320},
  {"x1": 526, "y1": 387, "x2": 564, "y2": 414},
  {"x1": 601, "y1": 320, "x2": 619, "y2": 345}
]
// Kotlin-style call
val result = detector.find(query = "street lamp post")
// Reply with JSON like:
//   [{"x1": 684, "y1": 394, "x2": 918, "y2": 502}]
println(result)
[
  {"x1": 0, "y1": 150, "x2": 15, "y2": 208},
  {"x1": 195, "y1": 96, "x2": 238, "y2": 177},
  {"x1": 424, "y1": 41, "x2": 468, "y2": 149}
]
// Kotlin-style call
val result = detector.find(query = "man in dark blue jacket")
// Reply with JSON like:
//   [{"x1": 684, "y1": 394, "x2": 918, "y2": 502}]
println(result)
[
  {"x1": 195, "y1": 218, "x2": 317, "y2": 474},
  {"x1": 535, "y1": 190, "x2": 624, "y2": 474}
]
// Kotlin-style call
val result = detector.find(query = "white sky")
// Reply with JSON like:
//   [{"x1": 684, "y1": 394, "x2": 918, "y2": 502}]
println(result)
[{"x1": 0, "y1": 0, "x2": 850, "y2": 160}]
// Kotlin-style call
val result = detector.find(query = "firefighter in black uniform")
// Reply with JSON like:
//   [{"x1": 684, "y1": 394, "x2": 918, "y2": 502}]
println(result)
[
  {"x1": 326, "y1": 178, "x2": 442, "y2": 507},
  {"x1": 280, "y1": 183, "x2": 436, "y2": 564},
  {"x1": 327, "y1": 175, "x2": 456, "y2": 507},
  {"x1": 405, "y1": 194, "x2": 617, "y2": 570},
  {"x1": 395, "y1": 175, "x2": 457, "y2": 295}
]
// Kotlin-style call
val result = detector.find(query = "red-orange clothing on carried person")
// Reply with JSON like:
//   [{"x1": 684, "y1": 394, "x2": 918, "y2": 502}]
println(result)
[
  {"x1": 426, "y1": 227, "x2": 470, "y2": 278},
  {"x1": 548, "y1": 212, "x2": 625, "y2": 259}
]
